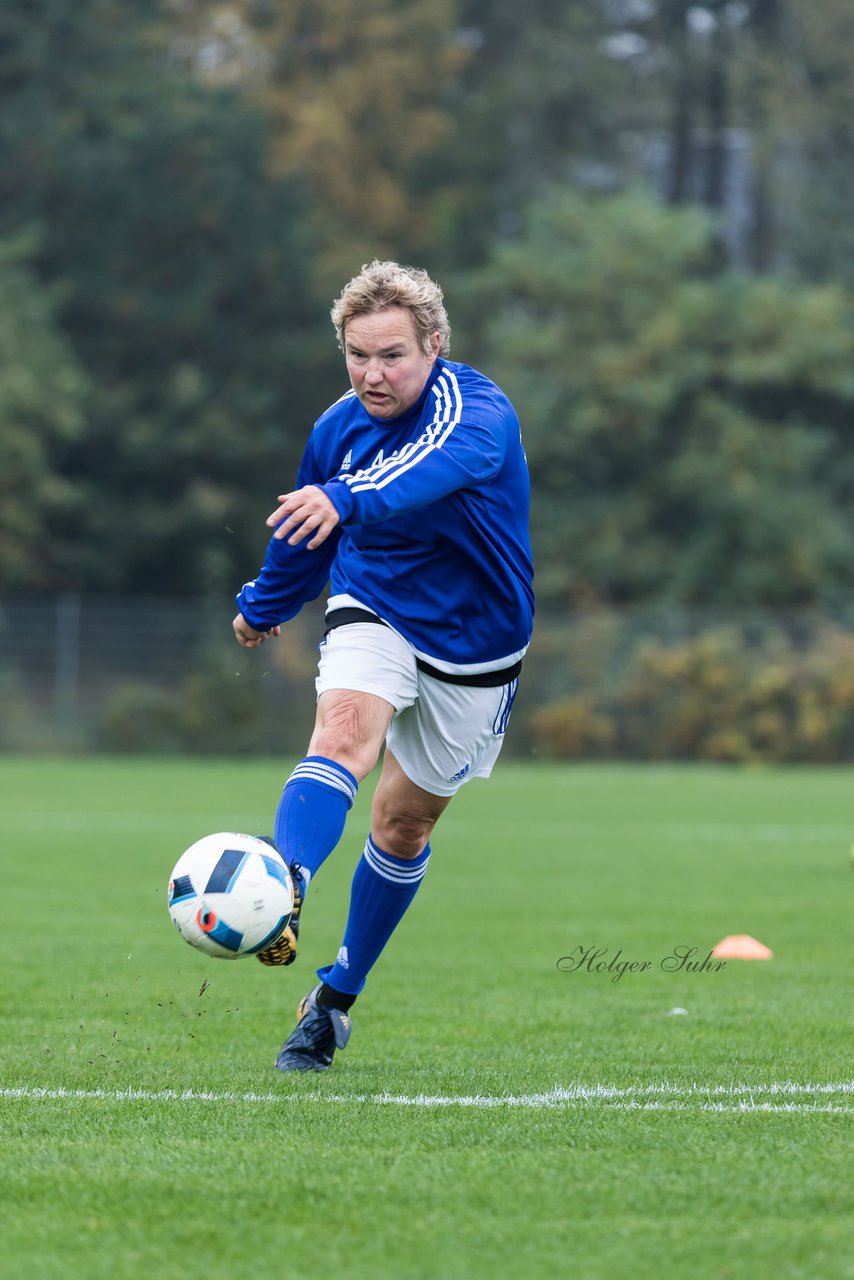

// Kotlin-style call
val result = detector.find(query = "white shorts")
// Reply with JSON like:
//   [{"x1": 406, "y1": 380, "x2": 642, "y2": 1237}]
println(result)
[{"x1": 315, "y1": 621, "x2": 520, "y2": 797}]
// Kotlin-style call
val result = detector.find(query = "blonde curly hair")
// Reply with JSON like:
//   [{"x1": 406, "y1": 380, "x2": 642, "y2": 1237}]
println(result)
[{"x1": 331, "y1": 259, "x2": 451, "y2": 357}]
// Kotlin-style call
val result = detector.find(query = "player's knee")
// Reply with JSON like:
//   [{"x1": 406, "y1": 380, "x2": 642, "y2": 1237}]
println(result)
[
  {"x1": 373, "y1": 810, "x2": 433, "y2": 860},
  {"x1": 310, "y1": 697, "x2": 383, "y2": 778}
]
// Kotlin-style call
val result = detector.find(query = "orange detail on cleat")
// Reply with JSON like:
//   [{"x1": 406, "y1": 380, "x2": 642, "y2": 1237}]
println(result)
[
  {"x1": 256, "y1": 925, "x2": 297, "y2": 966},
  {"x1": 256, "y1": 870, "x2": 302, "y2": 967}
]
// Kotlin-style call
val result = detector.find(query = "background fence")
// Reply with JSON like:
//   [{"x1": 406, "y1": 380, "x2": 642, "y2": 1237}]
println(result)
[{"x1": 3, "y1": 596, "x2": 854, "y2": 763}]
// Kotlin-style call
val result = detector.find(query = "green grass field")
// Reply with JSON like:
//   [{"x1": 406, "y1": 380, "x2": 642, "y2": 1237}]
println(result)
[{"x1": 1, "y1": 756, "x2": 852, "y2": 1279}]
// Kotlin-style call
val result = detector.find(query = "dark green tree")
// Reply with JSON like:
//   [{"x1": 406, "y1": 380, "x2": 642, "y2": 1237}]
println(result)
[
  {"x1": 0, "y1": 234, "x2": 90, "y2": 587},
  {"x1": 786, "y1": 0, "x2": 854, "y2": 286},
  {"x1": 0, "y1": 0, "x2": 330, "y2": 595},
  {"x1": 471, "y1": 189, "x2": 854, "y2": 608},
  {"x1": 440, "y1": 0, "x2": 634, "y2": 266}
]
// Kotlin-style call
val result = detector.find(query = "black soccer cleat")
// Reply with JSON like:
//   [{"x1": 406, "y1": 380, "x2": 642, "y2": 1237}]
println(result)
[
  {"x1": 253, "y1": 841, "x2": 305, "y2": 968},
  {"x1": 275, "y1": 984, "x2": 352, "y2": 1073}
]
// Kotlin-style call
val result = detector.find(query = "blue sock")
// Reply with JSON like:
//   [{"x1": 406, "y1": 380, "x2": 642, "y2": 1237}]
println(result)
[
  {"x1": 274, "y1": 756, "x2": 358, "y2": 891},
  {"x1": 318, "y1": 835, "x2": 431, "y2": 997}
]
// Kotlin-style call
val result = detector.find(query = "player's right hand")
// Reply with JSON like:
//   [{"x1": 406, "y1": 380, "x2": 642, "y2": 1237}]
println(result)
[{"x1": 266, "y1": 486, "x2": 340, "y2": 549}]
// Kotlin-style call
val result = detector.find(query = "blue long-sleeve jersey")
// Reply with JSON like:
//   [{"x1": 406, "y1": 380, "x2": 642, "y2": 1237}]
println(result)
[{"x1": 236, "y1": 358, "x2": 534, "y2": 673}]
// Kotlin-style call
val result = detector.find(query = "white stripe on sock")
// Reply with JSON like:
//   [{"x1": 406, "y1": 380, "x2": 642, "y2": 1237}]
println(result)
[
  {"x1": 363, "y1": 837, "x2": 430, "y2": 886},
  {"x1": 288, "y1": 762, "x2": 357, "y2": 804}
]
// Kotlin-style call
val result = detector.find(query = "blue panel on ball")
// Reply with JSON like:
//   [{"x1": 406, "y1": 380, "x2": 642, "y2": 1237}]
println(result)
[
  {"x1": 261, "y1": 853, "x2": 290, "y2": 888},
  {"x1": 244, "y1": 914, "x2": 290, "y2": 954},
  {"x1": 169, "y1": 874, "x2": 196, "y2": 905},
  {"x1": 207, "y1": 919, "x2": 244, "y2": 952},
  {"x1": 205, "y1": 849, "x2": 250, "y2": 894}
]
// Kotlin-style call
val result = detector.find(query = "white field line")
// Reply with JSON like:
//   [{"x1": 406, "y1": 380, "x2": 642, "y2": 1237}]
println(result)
[{"x1": 2, "y1": 1081, "x2": 853, "y2": 1115}]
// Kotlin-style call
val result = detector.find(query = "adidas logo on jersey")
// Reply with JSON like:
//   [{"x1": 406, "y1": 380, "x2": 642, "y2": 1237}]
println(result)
[{"x1": 339, "y1": 449, "x2": 352, "y2": 472}]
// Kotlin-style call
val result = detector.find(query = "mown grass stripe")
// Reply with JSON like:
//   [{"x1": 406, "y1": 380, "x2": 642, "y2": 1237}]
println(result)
[{"x1": 5, "y1": 811, "x2": 854, "y2": 844}]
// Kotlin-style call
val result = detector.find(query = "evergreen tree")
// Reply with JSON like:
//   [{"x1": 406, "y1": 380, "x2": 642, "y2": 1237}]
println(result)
[
  {"x1": 472, "y1": 189, "x2": 854, "y2": 608},
  {"x1": 0, "y1": 235, "x2": 89, "y2": 587},
  {"x1": 0, "y1": 0, "x2": 327, "y2": 594}
]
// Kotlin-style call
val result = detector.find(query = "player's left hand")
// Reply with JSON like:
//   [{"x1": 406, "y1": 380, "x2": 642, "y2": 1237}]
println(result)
[
  {"x1": 267, "y1": 486, "x2": 340, "y2": 549},
  {"x1": 233, "y1": 613, "x2": 281, "y2": 648}
]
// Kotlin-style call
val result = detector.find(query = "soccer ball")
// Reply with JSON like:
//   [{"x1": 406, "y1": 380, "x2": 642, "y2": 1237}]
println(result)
[{"x1": 167, "y1": 832, "x2": 294, "y2": 959}]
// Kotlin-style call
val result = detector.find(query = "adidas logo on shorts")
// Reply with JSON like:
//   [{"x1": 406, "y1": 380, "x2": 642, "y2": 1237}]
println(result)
[{"x1": 449, "y1": 763, "x2": 471, "y2": 783}]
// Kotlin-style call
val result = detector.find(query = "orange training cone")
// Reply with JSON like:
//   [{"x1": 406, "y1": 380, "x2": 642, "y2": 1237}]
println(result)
[{"x1": 711, "y1": 934, "x2": 773, "y2": 960}]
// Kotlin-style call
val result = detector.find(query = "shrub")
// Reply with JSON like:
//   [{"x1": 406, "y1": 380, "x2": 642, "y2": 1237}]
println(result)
[{"x1": 526, "y1": 617, "x2": 854, "y2": 762}]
